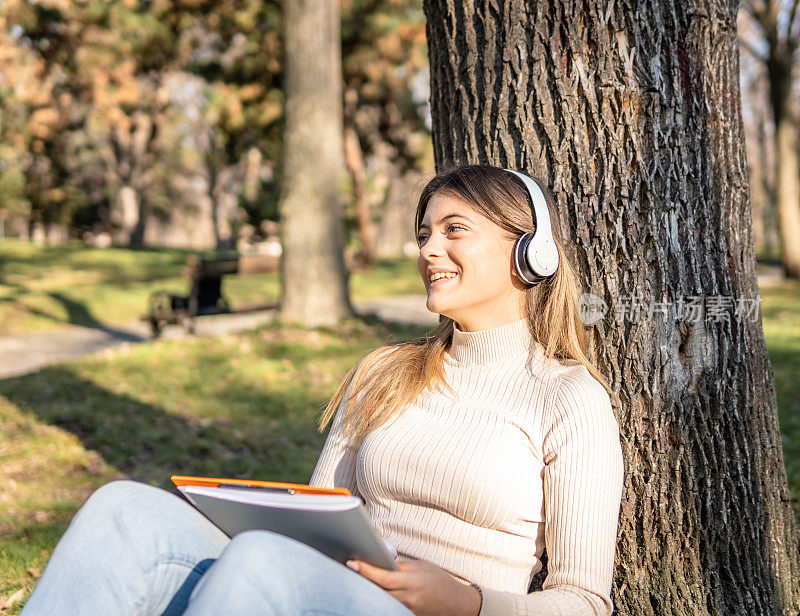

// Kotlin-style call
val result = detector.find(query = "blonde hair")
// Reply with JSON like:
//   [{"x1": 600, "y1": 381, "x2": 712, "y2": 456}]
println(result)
[{"x1": 317, "y1": 164, "x2": 617, "y2": 447}]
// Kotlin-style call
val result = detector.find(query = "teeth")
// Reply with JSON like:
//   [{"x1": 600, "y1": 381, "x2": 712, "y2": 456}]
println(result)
[{"x1": 430, "y1": 272, "x2": 458, "y2": 282}]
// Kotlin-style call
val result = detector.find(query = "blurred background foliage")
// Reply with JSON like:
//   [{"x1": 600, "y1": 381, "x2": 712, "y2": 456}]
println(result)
[
  {"x1": 0, "y1": 0, "x2": 431, "y2": 255},
  {"x1": 1, "y1": 0, "x2": 799, "y2": 277}
]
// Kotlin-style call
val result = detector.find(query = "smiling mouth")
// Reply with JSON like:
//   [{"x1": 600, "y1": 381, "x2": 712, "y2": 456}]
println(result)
[{"x1": 429, "y1": 273, "x2": 459, "y2": 288}]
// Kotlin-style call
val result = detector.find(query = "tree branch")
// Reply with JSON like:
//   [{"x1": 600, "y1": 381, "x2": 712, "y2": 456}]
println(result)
[
  {"x1": 743, "y1": 0, "x2": 768, "y2": 21},
  {"x1": 739, "y1": 36, "x2": 768, "y2": 63},
  {"x1": 741, "y1": 0, "x2": 772, "y2": 40},
  {"x1": 787, "y1": 0, "x2": 800, "y2": 49}
]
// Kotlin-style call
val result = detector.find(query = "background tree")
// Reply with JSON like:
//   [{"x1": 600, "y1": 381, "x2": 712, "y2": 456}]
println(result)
[
  {"x1": 340, "y1": 0, "x2": 431, "y2": 264},
  {"x1": 0, "y1": 0, "x2": 282, "y2": 248},
  {"x1": 423, "y1": 0, "x2": 800, "y2": 614},
  {"x1": 278, "y1": 0, "x2": 353, "y2": 326},
  {"x1": 170, "y1": 0, "x2": 283, "y2": 243},
  {"x1": 0, "y1": 19, "x2": 36, "y2": 239},
  {"x1": 0, "y1": 0, "x2": 77, "y2": 241},
  {"x1": 739, "y1": 0, "x2": 800, "y2": 278},
  {"x1": 0, "y1": 0, "x2": 430, "y2": 253},
  {"x1": 738, "y1": 40, "x2": 781, "y2": 261}
]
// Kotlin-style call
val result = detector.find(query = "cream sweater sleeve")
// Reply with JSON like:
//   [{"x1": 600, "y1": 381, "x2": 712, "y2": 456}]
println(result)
[
  {"x1": 308, "y1": 381, "x2": 362, "y2": 500},
  {"x1": 475, "y1": 372, "x2": 625, "y2": 616}
]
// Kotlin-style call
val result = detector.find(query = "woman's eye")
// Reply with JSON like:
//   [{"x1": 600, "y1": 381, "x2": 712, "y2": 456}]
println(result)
[{"x1": 416, "y1": 224, "x2": 466, "y2": 246}]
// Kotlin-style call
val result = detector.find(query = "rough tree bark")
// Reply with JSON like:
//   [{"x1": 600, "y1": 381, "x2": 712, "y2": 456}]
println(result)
[
  {"x1": 278, "y1": 0, "x2": 354, "y2": 326},
  {"x1": 423, "y1": 1, "x2": 800, "y2": 614}
]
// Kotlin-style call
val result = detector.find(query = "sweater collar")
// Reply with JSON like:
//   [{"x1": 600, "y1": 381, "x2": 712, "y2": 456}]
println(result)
[{"x1": 445, "y1": 318, "x2": 533, "y2": 366}]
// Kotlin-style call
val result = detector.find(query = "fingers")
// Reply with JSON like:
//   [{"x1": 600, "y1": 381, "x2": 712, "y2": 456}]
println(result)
[{"x1": 346, "y1": 560, "x2": 405, "y2": 590}]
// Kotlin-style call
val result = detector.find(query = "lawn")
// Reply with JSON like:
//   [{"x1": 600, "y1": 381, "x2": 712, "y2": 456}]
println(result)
[
  {"x1": 760, "y1": 279, "x2": 800, "y2": 515},
  {"x1": 0, "y1": 240, "x2": 424, "y2": 335},
  {"x1": 0, "y1": 315, "x2": 430, "y2": 613},
  {"x1": 0, "y1": 244, "x2": 797, "y2": 613}
]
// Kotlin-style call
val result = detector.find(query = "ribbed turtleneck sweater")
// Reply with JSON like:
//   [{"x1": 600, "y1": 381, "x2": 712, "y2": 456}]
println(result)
[{"x1": 309, "y1": 318, "x2": 624, "y2": 616}]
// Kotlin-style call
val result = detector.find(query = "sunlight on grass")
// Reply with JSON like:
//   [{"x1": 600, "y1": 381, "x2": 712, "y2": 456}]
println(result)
[
  {"x1": 759, "y1": 279, "x2": 800, "y2": 518},
  {"x1": 0, "y1": 315, "x2": 428, "y2": 612},
  {"x1": 0, "y1": 240, "x2": 423, "y2": 335},
  {"x1": 0, "y1": 397, "x2": 120, "y2": 612}
]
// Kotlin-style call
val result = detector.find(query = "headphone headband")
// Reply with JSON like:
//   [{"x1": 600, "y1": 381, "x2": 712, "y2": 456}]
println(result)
[{"x1": 503, "y1": 170, "x2": 555, "y2": 242}]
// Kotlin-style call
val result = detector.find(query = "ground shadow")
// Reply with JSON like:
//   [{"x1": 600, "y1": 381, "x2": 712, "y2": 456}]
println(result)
[
  {"x1": 0, "y1": 366, "x2": 328, "y2": 490},
  {"x1": 0, "y1": 280, "x2": 145, "y2": 342},
  {"x1": 0, "y1": 314, "x2": 433, "y2": 488},
  {"x1": 47, "y1": 292, "x2": 145, "y2": 342}
]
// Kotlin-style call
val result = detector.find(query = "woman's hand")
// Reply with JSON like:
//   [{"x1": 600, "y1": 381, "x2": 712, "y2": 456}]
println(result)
[{"x1": 345, "y1": 558, "x2": 482, "y2": 616}]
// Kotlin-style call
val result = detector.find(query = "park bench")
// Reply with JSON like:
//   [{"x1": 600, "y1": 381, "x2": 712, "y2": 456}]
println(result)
[{"x1": 146, "y1": 253, "x2": 279, "y2": 337}]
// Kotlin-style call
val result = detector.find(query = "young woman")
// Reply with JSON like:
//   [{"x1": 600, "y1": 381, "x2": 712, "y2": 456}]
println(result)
[{"x1": 21, "y1": 164, "x2": 624, "y2": 616}]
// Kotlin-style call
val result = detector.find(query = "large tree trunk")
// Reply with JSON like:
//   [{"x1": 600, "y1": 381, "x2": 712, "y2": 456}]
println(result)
[
  {"x1": 278, "y1": 0, "x2": 353, "y2": 326},
  {"x1": 423, "y1": 1, "x2": 800, "y2": 614}
]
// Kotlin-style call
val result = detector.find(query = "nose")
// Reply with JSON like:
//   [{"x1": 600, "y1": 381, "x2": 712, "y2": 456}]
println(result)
[{"x1": 419, "y1": 235, "x2": 447, "y2": 260}]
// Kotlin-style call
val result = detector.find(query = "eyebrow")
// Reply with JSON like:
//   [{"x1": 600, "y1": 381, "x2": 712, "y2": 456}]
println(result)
[{"x1": 418, "y1": 213, "x2": 473, "y2": 230}]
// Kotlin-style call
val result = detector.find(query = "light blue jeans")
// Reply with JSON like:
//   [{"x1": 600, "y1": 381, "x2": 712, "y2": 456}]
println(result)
[{"x1": 21, "y1": 480, "x2": 415, "y2": 616}]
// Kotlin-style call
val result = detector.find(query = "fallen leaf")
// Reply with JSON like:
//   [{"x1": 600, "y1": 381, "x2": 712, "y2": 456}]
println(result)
[
  {"x1": 27, "y1": 567, "x2": 42, "y2": 579},
  {"x1": 33, "y1": 510, "x2": 50, "y2": 523},
  {"x1": 0, "y1": 587, "x2": 25, "y2": 611}
]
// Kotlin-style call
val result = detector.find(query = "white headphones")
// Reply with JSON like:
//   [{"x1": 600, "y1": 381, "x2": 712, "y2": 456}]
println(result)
[{"x1": 504, "y1": 169, "x2": 560, "y2": 285}]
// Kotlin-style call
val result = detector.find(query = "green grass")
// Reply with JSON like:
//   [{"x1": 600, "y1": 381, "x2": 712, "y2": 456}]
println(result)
[
  {"x1": 760, "y1": 280, "x2": 800, "y2": 516},
  {"x1": 0, "y1": 240, "x2": 424, "y2": 335},
  {"x1": 0, "y1": 315, "x2": 430, "y2": 613}
]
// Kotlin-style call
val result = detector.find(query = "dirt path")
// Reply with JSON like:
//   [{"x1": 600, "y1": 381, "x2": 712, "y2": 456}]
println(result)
[
  {"x1": 1, "y1": 266, "x2": 784, "y2": 380},
  {"x1": 0, "y1": 296, "x2": 438, "y2": 379}
]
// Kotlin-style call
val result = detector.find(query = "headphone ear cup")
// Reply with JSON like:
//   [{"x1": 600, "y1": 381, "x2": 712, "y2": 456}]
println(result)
[{"x1": 513, "y1": 234, "x2": 546, "y2": 286}]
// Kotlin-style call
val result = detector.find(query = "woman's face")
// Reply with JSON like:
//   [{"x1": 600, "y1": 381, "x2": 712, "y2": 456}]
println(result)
[{"x1": 416, "y1": 191, "x2": 527, "y2": 332}]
